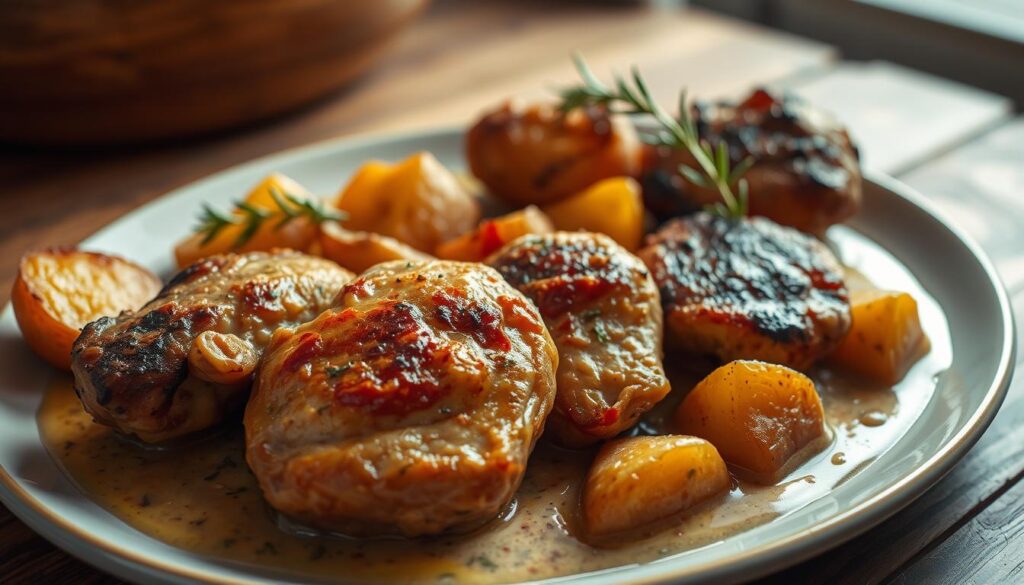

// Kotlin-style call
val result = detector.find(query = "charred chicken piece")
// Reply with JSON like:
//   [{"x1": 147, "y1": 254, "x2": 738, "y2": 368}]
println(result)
[
  {"x1": 71, "y1": 251, "x2": 353, "y2": 443},
  {"x1": 638, "y1": 213, "x2": 850, "y2": 370},
  {"x1": 642, "y1": 88, "x2": 861, "y2": 234},
  {"x1": 489, "y1": 232, "x2": 670, "y2": 447},
  {"x1": 245, "y1": 260, "x2": 558, "y2": 537},
  {"x1": 466, "y1": 100, "x2": 641, "y2": 207}
]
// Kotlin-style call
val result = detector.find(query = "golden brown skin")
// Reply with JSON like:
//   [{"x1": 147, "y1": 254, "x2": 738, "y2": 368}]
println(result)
[
  {"x1": 245, "y1": 260, "x2": 558, "y2": 537},
  {"x1": 489, "y1": 232, "x2": 670, "y2": 447},
  {"x1": 642, "y1": 88, "x2": 861, "y2": 234},
  {"x1": 71, "y1": 251, "x2": 353, "y2": 443},
  {"x1": 466, "y1": 100, "x2": 642, "y2": 207},
  {"x1": 638, "y1": 213, "x2": 850, "y2": 370}
]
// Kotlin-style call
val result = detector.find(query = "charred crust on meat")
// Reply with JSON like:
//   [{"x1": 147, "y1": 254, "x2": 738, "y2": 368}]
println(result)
[
  {"x1": 432, "y1": 287, "x2": 511, "y2": 351},
  {"x1": 490, "y1": 234, "x2": 637, "y2": 318},
  {"x1": 641, "y1": 213, "x2": 848, "y2": 343},
  {"x1": 69, "y1": 251, "x2": 353, "y2": 441},
  {"x1": 641, "y1": 88, "x2": 861, "y2": 232},
  {"x1": 74, "y1": 302, "x2": 221, "y2": 407},
  {"x1": 240, "y1": 279, "x2": 291, "y2": 314},
  {"x1": 310, "y1": 301, "x2": 454, "y2": 416},
  {"x1": 694, "y1": 88, "x2": 859, "y2": 191}
]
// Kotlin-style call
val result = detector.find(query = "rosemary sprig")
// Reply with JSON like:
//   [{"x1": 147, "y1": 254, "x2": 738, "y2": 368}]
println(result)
[
  {"x1": 193, "y1": 186, "x2": 345, "y2": 249},
  {"x1": 559, "y1": 53, "x2": 752, "y2": 219}
]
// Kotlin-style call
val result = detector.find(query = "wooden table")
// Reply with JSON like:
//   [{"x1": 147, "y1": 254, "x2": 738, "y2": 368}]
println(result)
[{"x1": 1, "y1": 1, "x2": 1021, "y2": 583}]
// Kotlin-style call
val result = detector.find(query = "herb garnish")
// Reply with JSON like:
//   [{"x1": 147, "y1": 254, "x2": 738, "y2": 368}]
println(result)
[
  {"x1": 592, "y1": 320, "x2": 611, "y2": 343},
  {"x1": 559, "y1": 53, "x2": 752, "y2": 219},
  {"x1": 468, "y1": 554, "x2": 499, "y2": 571},
  {"x1": 325, "y1": 362, "x2": 353, "y2": 378},
  {"x1": 194, "y1": 186, "x2": 345, "y2": 248}
]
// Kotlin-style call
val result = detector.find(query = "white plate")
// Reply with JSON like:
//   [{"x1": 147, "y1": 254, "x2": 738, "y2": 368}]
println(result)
[{"x1": 0, "y1": 127, "x2": 1015, "y2": 585}]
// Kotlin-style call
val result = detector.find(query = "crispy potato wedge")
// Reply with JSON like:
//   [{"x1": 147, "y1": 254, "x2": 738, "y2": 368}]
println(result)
[
  {"x1": 435, "y1": 206, "x2": 553, "y2": 261},
  {"x1": 335, "y1": 152, "x2": 481, "y2": 252},
  {"x1": 583, "y1": 435, "x2": 730, "y2": 538},
  {"x1": 318, "y1": 221, "x2": 432, "y2": 273},
  {"x1": 542, "y1": 177, "x2": 645, "y2": 250},
  {"x1": 676, "y1": 360, "x2": 826, "y2": 482},
  {"x1": 174, "y1": 173, "x2": 324, "y2": 268},
  {"x1": 12, "y1": 248, "x2": 162, "y2": 370},
  {"x1": 828, "y1": 289, "x2": 929, "y2": 385}
]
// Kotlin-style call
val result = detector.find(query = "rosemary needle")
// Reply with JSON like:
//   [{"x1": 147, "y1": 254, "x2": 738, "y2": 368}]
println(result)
[
  {"x1": 193, "y1": 187, "x2": 345, "y2": 249},
  {"x1": 558, "y1": 53, "x2": 752, "y2": 219}
]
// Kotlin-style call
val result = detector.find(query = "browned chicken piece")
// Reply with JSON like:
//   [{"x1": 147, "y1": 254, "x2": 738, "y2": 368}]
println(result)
[
  {"x1": 245, "y1": 260, "x2": 558, "y2": 537},
  {"x1": 71, "y1": 251, "x2": 353, "y2": 443},
  {"x1": 489, "y1": 232, "x2": 671, "y2": 447},
  {"x1": 466, "y1": 100, "x2": 642, "y2": 207},
  {"x1": 638, "y1": 213, "x2": 850, "y2": 370},
  {"x1": 642, "y1": 88, "x2": 861, "y2": 234}
]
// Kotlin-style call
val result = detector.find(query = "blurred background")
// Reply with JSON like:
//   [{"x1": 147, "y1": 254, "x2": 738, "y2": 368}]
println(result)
[
  {"x1": 696, "y1": 0, "x2": 1024, "y2": 102},
  {"x1": 1, "y1": 0, "x2": 1020, "y2": 146}
]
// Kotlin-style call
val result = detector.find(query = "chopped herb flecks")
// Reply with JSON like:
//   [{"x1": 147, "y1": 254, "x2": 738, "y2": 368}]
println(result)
[
  {"x1": 468, "y1": 554, "x2": 499, "y2": 571},
  {"x1": 326, "y1": 362, "x2": 353, "y2": 378},
  {"x1": 592, "y1": 320, "x2": 610, "y2": 343}
]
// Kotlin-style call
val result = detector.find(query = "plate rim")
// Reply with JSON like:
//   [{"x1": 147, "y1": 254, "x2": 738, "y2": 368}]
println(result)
[{"x1": 0, "y1": 127, "x2": 1015, "y2": 585}]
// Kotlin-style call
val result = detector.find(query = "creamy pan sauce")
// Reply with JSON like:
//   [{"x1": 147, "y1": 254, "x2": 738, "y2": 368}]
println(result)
[{"x1": 37, "y1": 230, "x2": 952, "y2": 584}]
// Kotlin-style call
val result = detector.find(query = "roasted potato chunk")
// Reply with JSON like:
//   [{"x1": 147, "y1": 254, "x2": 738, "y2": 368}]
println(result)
[
  {"x1": 436, "y1": 206, "x2": 553, "y2": 262},
  {"x1": 466, "y1": 101, "x2": 641, "y2": 207},
  {"x1": 318, "y1": 221, "x2": 432, "y2": 273},
  {"x1": 828, "y1": 290, "x2": 929, "y2": 384},
  {"x1": 336, "y1": 152, "x2": 481, "y2": 252},
  {"x1": 542, "y1": 177, "x2": 645, "y2": 251},
  {"x1": 583, "y1": 435, "x2": 730, "y2": 538},
  {"x1": 12, "y1": 248, "x2": 162, "y2": 370},
  {"x1": 174, "y1": 173, "x2": 324, "y2": 268},
  {"x1": 676, "y1": 360, "x2": 826, "y2": 482}
]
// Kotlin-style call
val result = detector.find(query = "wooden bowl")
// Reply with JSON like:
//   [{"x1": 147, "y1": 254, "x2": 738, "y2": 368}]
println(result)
[{"x1": 0, "y1": 0, "x2": 428, "y2": 145}]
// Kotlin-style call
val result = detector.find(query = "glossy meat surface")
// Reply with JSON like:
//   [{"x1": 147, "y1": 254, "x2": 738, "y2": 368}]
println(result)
[
  {"x1": 638, "y1": 213, "x2": 850, "y2": 369},
  {"x1": 642, "y1": 88, "x2": 861, "y2": 234},
  {"x1": 489, "y1": 232, "x2": 670, "y2": 446},
  {"x1": 71, "y1": 251, "x2": 352, "y2": 443},
  {"x1": 466, "y1": 101, "x2": 641, "y2": 207},
  {"x1": 245, "y1": 260, "x2": 558, "y2": 537}
]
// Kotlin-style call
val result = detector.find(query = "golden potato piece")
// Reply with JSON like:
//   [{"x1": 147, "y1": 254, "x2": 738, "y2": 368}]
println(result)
[
  {"x1": 583, "y1": 435, "x2": 730, "y2": 538},
  {"x1": 318, "y1": 221, "x2": 432, "y2": 273},
  {"x1": 542, "y1": 177, "x2": 645, "y2": 251},
  {"x1": 435, "y1": 206, "x2": 553, "y2": 261},
  {"x1": 676, "y1": 360, "x2": 826, "y2": 481},
  {"x1": 12, "y1": 248, "x2": 162, "y2": 370},
  {"x1": 174, "y1": 173, "x2": 325, "y2": 268},
  {"x1": 828, "y1": 290, "x2": 929, "y2": 385},
  {"x1": 335, "y1": 152, "x2": 481, "y2": 252}
]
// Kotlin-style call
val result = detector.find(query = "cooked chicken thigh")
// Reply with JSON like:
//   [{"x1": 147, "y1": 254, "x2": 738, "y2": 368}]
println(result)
[
  {"x1": 245, "y1": 260, "x2": 557, "y2": 537},
  {"x1": 642, "y1": 88, "x2": 861, "y2": 234},
  {"x1": 467, "y1": 101, "x2": 642, "y2": 207},
  {"x1": 71, "y1": 251, "x2": 352, "y2": 443},
  {"x1": 489, "y1": 232, "x2": 670, "y2": 447},
  {"x1": 638, "y1": 213, "x2": 850, "y2": 370}
]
